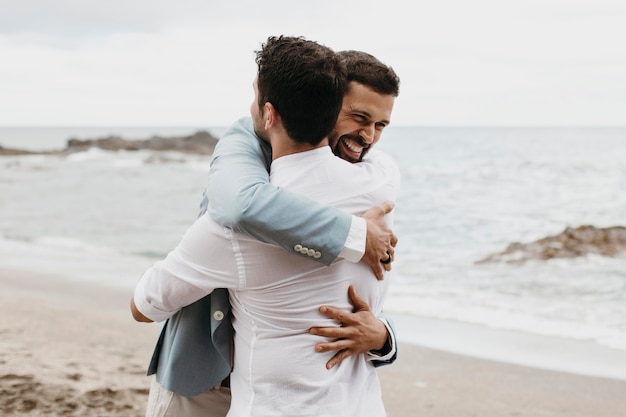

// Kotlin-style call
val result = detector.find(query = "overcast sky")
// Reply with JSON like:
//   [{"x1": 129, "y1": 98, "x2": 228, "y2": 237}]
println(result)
[{"x1": 1, "y1": 0, "x2": 625, "y2": 127}]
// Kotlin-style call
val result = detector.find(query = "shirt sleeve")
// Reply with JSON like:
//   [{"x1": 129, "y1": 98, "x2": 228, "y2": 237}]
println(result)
[
  {"x1": 338, "y1": 216, "x2": 367, "y2": 262},
  {"x1": 133, "y1": 216, "x2": 241, "y2": 322},
  {"x1": 204, "y1": 117, "x2": 362, "y2": 266}
]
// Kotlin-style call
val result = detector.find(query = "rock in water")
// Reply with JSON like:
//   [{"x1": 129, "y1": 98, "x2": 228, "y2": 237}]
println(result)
[
  {"x1": 476, "y1": 225, "x2": 626, "y2": 264},
  {"x1": 64, "y1": 130, "x2": 218, "y2": 155},
  {"x1": 0, "y1": 130, "x2": 219, "y2": 156}
]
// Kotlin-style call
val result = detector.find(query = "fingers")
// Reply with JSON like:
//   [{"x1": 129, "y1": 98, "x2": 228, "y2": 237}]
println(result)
[
  {"x1": 380, "y1": 251, "x2": 393, "y2": 271},
  {"x1": 366, "y1": 253, "x2": 390, "y2": 279},
  {"x1": 318, "y1": 305, "x2": 348, "y2": 323},
  {"x1": 371, "y1": 262, "x2": 385, "y2": 280},
  {"x1": 390, "y1": 232, "x2": 398, "y2": 248},
  {"x1": 325, "y1": 350, "x2": 351, "y2": 370},
  {"x1": 313, "y1": 338, "x2": 349, "y2": 352},
  {"x1": 310, "y1": 326, "x2": 350, "y2": 339},
  {"x1": 379, "y1": 249, "x2": 394, "y2": 273},
  {"x1": 311, "y1": 288, "x2": 385, "y2": 369},
  {"x1": 379, "y1": 200, "x2": 395, "y2": 215},
  {"x1": 317, "y1": 305, "x2": 361, "y2": 327},
  {"x1": 347, "y1": 285, "x2": 370, "y2": 312},
  {"x1": 362, "y1": 200, "x2": 394, "y2": 220},
  {"x1": 312, "y1": 341, "x2": 354, "y2": 369},
  {"x1": 380, "y1": 252, "x2": 392, "y2": 265},
  {"x1": 362, "y1": 201, "x2": 397, "y2": 279}
]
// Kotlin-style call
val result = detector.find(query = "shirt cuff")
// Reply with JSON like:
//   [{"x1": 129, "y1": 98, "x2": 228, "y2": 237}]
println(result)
[
  {"x1": 133, "y1": 284, "x2": 174, "y2": 323},
  {"x1": 366, "y1": 317, "x2": 396, "y2": 362},
  {"x1": 338, "y1": 215, "x2": 366, "y2": 263}
]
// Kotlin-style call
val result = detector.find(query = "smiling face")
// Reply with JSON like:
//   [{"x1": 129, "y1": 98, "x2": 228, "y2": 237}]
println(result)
[{"x1": 329, "y1": 81, "x2": 395, "y2": 163}]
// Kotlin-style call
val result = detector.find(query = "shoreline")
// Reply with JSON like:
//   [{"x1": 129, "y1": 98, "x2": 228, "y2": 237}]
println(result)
[
  {"x1": 3, "y1": 235, "x2": 626, "y2": 379},
  {"x1": 390, "y1": 313, "x2": 626, "y2": 382},
  {"x1": 2, "y1": 267, "x2": 626, "y2": 416}
]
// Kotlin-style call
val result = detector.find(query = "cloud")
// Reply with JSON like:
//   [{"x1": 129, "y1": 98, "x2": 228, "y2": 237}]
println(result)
[{"x1": 0, "y1": 0, "x2": 625, "y2": 126}]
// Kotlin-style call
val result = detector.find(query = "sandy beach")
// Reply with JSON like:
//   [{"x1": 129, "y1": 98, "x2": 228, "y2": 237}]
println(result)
[{"x1": 2, "y1": 267, "x2": 626, "y2": 417}]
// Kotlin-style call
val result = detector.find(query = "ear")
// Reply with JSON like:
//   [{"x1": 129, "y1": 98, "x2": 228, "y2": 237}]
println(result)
[{"x1": 264, "y1": 102, "x2": 280, "y2": 130}]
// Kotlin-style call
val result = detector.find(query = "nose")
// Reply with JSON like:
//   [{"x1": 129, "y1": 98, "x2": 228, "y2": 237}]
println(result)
[{"x1": 360, "y1": 124, "x2": 375, "y2": 144}]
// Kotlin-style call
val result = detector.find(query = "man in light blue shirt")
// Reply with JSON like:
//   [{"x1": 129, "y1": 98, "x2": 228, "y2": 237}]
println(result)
[{"x1": 135, "y1": 40, "x2": 401, "y2": 417}]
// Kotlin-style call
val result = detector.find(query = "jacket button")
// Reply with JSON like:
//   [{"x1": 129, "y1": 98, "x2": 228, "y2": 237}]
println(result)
[
  {"x1": 294, "y1": 244, "x2": 303, "y2": 252},
  {"x1": 213, "y1": 310, "x2": 224, "y2": 321},
  {"x1": 314, "y1": 251, "x2": 321, "y2": 259},
  {"x1": 307, "y1": 248, "x2": 316, "y2": 257}
]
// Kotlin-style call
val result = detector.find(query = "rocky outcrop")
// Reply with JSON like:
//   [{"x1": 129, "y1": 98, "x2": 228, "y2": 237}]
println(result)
[
  {"x1": 64, "y1": 131, "x2": 218, "y2": 155},
  {"x1": 0, "y1": 130, "x2": 219, "y2": 156},
  {"x1": 476, "y1": 225, "x2": 626, "y2": 264},
  {"x1": 0, "y1": 145, "x2": 41, "y2": 156}
]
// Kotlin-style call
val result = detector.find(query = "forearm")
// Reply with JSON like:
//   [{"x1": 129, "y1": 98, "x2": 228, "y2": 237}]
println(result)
[
  {"x1": 214, "y1": 183, "x2": 353, "y2": 264},
  {"x1": 130, "y1": 297, "x2": 153, "y2": 322},
  {"x1": 133, "y1": 217, "x2": 238, "y2": 322},
  {"x1": 205, "y1": 117, "x2": 356, "y2": 265},
  {"x1": 133, "y1": 261, "x2": 215, "y2": 323}
]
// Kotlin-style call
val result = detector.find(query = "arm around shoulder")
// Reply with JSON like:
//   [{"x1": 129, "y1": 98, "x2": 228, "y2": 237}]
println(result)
[{"x1": 205, "y1": 117, "x2": 354, "y2": 266}]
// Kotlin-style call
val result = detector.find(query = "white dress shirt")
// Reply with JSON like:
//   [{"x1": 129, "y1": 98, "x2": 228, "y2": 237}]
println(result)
[{"x1": 134, "y1": 146, "x2": 400, "y2": 417}]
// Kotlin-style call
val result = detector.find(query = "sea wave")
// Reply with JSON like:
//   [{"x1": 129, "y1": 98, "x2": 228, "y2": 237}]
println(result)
[
  {"x1": 3, "y1": 125, "x2": 626, "y2": 354},
  {"x1": 0, "y1": 236, "x2": 154, "y2": 289},
  {"x1": 65, "y1": 147, "x2": 213, "y2": 167},
  {"x1": 387, "y1": 254, "x2": 626, "y2": 351},
  {"x1": 1, "y1": 147, "x2": 212, "y2": 170}
]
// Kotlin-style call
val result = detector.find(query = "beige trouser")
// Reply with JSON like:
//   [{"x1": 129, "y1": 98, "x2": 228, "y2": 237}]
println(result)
[{"x1": 145, "y1": 377, "x2": 231, "y2": 417}]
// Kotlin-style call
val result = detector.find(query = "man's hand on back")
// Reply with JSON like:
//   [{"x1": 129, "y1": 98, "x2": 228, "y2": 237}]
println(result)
[
  {"x1": 309, "y1": 285, "x2": 389, "y2": 369},
  {"x1": 361, "y1": 201, "x2": 397, "y2": 280}
]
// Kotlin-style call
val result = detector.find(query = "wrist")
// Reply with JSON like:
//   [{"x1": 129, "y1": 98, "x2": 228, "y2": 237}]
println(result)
[
  {"x1": 370, "y1": 334, "x2": 392, "y2": 355},
  {"x1": 369, "y1": 320, "x2": 390, "y2": 354}
]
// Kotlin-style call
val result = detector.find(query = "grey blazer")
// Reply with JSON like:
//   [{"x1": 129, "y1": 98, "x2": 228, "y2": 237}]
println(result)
[{"x1": 148, "y1": 117, "x2": 397, "y2": 397}]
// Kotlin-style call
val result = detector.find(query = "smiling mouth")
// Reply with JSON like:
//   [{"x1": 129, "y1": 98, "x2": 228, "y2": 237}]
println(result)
[{"x1": 339, "y1": 136, "x2": 367, "y2": 162}]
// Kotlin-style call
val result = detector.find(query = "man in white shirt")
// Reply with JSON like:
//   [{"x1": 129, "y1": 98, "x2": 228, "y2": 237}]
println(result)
[{"x1": 133, "y1": 36, "x2": 399, "y2": 416}]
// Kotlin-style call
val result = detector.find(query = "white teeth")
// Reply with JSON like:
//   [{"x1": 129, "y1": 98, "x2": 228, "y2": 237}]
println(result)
[{"x1": 343, "y1": 139, "x2": 363, "y2": 153}]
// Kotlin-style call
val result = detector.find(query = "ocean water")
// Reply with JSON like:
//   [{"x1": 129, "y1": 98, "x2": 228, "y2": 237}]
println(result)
[{"x1": 1, "y1": 126, "x2": 625, "y2": 352}]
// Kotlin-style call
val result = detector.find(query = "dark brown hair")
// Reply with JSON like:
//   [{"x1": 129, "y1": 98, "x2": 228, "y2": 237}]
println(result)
[
  {"x1": 255, "y1": 36, "x2": 347, "y2": 146},
  {"x1": 338, "y1": 50, "x2": 400, "y2": 97}
]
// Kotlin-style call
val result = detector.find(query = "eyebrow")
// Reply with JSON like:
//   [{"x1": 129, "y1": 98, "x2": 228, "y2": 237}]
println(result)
[{"x1": 348, "y1": 106, "x2": 390, "y2": 125}]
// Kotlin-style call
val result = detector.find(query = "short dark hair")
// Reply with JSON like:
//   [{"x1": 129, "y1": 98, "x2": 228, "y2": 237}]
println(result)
[
  {"x1": 255, "y1": 36, "x2": 347, "y2": 146},
  {"x1": 338, "y1": 50, "x2": 400, "y2": 97}
]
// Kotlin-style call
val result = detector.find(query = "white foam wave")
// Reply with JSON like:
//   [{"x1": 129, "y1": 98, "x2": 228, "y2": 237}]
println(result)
[
  {"x1": 386, "y1": 283, "x2": 626, "y2": 351},
  {"x1": 33, "y1": 235, "x2": 117, "y2": 254},
  {"x1": 63, "y1": 147, "x2": 211, "y2": 168},
  {"x1": 66, "y1": 147, "x2": 112, "y2": 160},
  {"x1": 0, "y1": 236, "x2": 154, "y2": 290}
]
